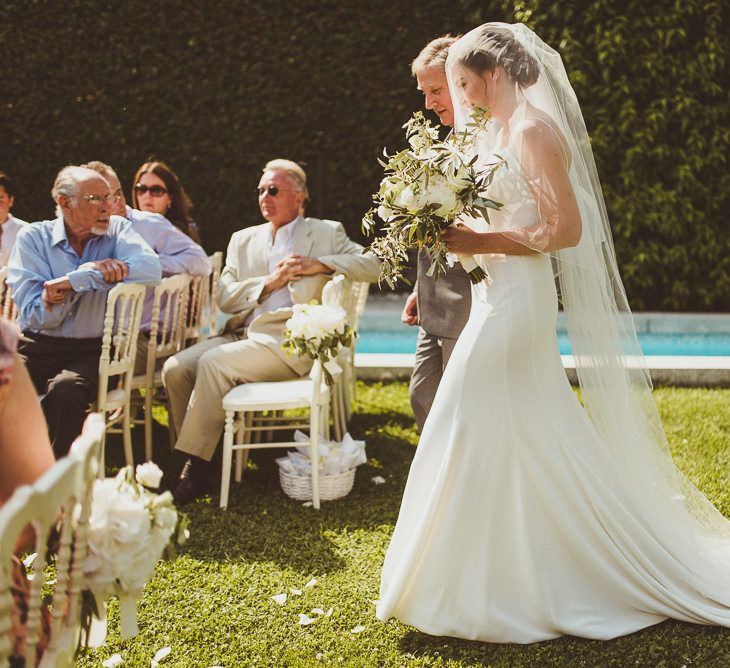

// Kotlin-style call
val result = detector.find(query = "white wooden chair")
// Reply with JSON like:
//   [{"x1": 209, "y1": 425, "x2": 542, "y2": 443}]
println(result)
[
  {"x1": 0, "y1": 414, "x2": 104, "y2": 668},
  {"x1": 341, "y1": 281, "x2": 370, "y2": 418},
  {"x1": 131, "y1": 274, "x2": 190, "y2": 462},
  {"x1": 184, "y1": 274, "x2": 208, "y2": 346},
  {"x1": 204, "y1": 251, "x2": 223, "y2": 337},
  {"x1": 220, "y1": 360, "x2": 330, "y2": 510},
  {"x1": 95, "y1": 283, "x2": 146, "y2": 470},
  {"x1": 0, "y1": 267, "x2": 18, "y2": 322}
]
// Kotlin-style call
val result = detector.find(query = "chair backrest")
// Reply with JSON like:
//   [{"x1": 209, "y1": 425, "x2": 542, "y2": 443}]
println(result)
[
  {"x1": 205, "y1": 251, "x2": 223, "y2": 337},
  {"x1": 140, "y1": 273, "x2": 190, "y2": 383},
  {"x1": 338, "y1": 279, "x2": 369, "y2": 334},
  {"x1": 184, "y1": 274, "x2": 208, "y2": 344},
  {"x1": 97, "y1": 283, "x2": 146, "y2": 414},
  {"x1": 0, "y1": 414, "x2": 104, "y2": 667},
  {"x1": 63, "y1": 414, "x2": 104, "y2": 642},
  {"x1": 350, "y1": 282, "x2": 370, "y2": 332},
  {"x1": 0, "y1": 267, "x2": 18, "y2": 322}
]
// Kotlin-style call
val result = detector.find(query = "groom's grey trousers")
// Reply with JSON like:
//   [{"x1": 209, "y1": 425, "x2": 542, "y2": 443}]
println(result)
[{"x1": 409, "y1": 250, "x2": 472, "y2": 431}]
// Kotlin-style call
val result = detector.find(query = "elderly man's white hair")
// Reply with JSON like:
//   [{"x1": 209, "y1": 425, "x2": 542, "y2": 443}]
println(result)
[
  {"x1": 263, "y1": 158, "x2": 309, "y2": 203},
  {"x1": 51, "y1": 165, "x2": 105, "y2": 217},
  {"x1": 81, "y1": 160, "x2": 119, "y2": 183}
]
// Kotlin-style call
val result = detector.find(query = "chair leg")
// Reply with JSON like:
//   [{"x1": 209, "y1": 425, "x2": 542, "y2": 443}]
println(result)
[
  {"x1": 99, "y1": 430, "x2": 107, "y2": 477},
  {"x1": 235, "y1": 412, "x2": 252, "y2": 483},
  {"x1": 144, "y1": 387, "x2": 153, "y2": 462},
  {"x1": 331, "y1": 388, "x2": 343, "y2": 442},
  {"x1": 337, "y1": 380, "x2": 348, "y2": 437},
  {"x1": 343, "y1": 364, "x2": 353, "y2": 420},
  {"x1": 122, "y1": 403, "x2": 134, "y2": 467},
  {"x1": 220, "y1": 410, "x2": 235, "y2": 510},
  {"x1": 311, "y1": 403, "x2": 320, "y2": 510}
]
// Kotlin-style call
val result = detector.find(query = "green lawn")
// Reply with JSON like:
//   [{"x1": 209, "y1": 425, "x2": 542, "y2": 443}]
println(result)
[{"x1": 78, "y1": 383, "x2": 730, "y2": 667}]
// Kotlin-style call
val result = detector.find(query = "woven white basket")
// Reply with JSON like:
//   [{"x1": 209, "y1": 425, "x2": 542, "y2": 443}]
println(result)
[{"x1": 279, "y1": 467, "x2": 356, "y2": 502}]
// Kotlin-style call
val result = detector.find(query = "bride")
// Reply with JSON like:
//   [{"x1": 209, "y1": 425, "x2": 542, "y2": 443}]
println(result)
[{"x1": 376, "y1": 22, "x2": 730, "y2": 643}]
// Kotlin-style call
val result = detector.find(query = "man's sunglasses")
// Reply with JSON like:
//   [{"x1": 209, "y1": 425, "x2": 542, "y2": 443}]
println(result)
[
  {"x1": 135, "y1": 184, "x2": 168, "y2": 197},
  {"x1": 256, "y1": 185, "x2": 298, "y2": 198}
]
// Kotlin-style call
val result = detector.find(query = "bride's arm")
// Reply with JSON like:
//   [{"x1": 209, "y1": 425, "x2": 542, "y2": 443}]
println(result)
[{"x1": 443, "y1": 120, "x2": 582, "y2": 255}]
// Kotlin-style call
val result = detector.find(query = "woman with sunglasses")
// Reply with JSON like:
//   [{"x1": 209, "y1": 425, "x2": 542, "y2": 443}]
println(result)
[{"x1": 131, "y1": 160, "x2": 202, "y2": 245}]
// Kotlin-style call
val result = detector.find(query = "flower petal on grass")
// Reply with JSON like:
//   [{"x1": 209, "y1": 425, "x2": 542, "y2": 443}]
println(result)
[
  {"x1": 371, "y1": 476, "x2": 386, "y2": 485},
  {"x1": 22, "y1": 553, "x2": 37, "y2": 569},
  {"x1": 290, "y1": 588, "x2": 302, "y2": 595},
  {"x1": 271, "y1": 593, "x2": 287, "y2": 606},
  {"x1": 311, "y1": 608, "x2": 325, "y2": 615},
  {"x1": 350, "y1": 625, "x2": 366, "y2": 633},
  {"x1": 153, "y1": 647, "x2": 171, "y2": 662},
  {"x1": 103, "y1": 654, "x2": 123, "y2": 668},
  {"x1": 325, "y1": 607, "x2": 333, "y2": 617},
  {"x1": 304, "y1": 577, "x2": 317, "y2": 588},
  {"x1": 298, "y1": 613, "x2": 315, "y2": 626},
  {"x1": 302, "y1": 501, "x2": 313, "y2": 507}
]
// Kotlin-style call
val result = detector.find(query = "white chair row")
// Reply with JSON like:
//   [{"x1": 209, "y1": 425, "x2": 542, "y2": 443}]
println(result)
[
  {"x1": 93, "y1": 252, "x2": 223, "y2": 470},
  {"x1": 0, "y1": 414, "x2": 105, "y2": 668}
]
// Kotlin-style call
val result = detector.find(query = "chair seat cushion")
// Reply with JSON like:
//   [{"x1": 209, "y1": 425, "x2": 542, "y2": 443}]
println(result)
[{"x1": 223, "y1": 379, "x2": 327, "y2": 411}]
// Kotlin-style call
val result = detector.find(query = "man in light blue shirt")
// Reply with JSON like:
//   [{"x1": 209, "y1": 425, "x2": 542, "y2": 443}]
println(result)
[{"x1": 8, "y1": 165, "x2": 161, "y2": 455}]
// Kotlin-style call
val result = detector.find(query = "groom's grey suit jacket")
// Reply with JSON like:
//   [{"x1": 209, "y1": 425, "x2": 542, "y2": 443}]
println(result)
[{"x1": 416, "y1": 249, "x2": 471, "y2": 338}]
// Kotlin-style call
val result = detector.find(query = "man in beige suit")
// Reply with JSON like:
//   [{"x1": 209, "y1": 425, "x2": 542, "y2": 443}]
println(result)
[{"x1": 163, "y1": 159, "x2": 380, "y2": 503}]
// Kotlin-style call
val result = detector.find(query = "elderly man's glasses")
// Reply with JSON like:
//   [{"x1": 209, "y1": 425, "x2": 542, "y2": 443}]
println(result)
[
  {"x1": 257, "y1": 185, "x2": 300, "y2": 198},
  {"x1": 80, "y1": 194, "x2": 121, "y2": 206},
  {"x1": 135, "y1": 184, "x2": 168, "y2": 197}
]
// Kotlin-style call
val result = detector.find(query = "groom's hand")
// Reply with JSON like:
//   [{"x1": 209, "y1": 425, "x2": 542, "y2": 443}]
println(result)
[{"x1": 401, "y1": 292, "x2": 418, "y2": 326}]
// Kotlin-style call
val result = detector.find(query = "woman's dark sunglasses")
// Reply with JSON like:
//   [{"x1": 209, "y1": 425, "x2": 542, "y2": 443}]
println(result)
[{"x1": 135, "y1": 184, "x2": 168, "y2": 197}]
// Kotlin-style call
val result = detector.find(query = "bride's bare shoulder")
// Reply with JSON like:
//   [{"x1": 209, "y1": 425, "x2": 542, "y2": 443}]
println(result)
[{"x1": 511, "y1": 110, "x2": 570, "y2": 167}]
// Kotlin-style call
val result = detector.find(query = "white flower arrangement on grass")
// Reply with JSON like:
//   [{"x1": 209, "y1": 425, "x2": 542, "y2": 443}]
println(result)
[
  {"x1": 81, "y1": 462, "x2": 188, "y2": 645},
  {"x1": 362, "y1": 108, "x2": 505, "y2": 288}
]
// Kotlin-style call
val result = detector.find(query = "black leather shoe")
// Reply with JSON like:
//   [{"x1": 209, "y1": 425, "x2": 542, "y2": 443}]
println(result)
[{"x1": 172, "y1": 458, "x2": 212, "y2": 505}]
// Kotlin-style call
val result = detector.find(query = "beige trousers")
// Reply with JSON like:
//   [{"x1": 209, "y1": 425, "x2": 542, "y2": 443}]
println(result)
[
  {"x1": 161, "y1": 333, "x2": 300, "y2": 460},
  {"x1": 409, "y1": 328, "x2": 459, "y2": 432}
]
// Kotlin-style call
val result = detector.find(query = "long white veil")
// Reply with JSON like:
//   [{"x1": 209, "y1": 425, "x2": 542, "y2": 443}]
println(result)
[{"x1": 446, "y1": 23, "x2": 730, "y2": 558}]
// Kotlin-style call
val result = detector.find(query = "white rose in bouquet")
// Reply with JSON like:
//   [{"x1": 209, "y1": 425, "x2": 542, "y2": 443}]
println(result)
[
  {"x1": 424, "y1": 173, "x2": 459, "y2": 217},
  {"x1": 445, "y1": 163, "x2": 473, "y2": 193},
  {"x1": 135, "y1": 461, "x2": 163, "y2": 489},
  {"x1": 395, "y1": 183, "x2": 428, "y2": 212}
]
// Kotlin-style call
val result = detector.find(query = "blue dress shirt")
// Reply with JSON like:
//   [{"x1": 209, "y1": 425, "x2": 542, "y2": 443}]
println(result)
[
  {"x1": 124, "y1": 206, "x2": 211, "y2": 330},
  {"x1": 7, "y1": 215, "x2": 161, "y2": 338}
]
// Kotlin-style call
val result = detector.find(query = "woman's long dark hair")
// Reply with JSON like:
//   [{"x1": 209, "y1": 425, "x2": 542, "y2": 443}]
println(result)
[{"x1": 131, "y1": 160, "x2": 200, "y2": 242}]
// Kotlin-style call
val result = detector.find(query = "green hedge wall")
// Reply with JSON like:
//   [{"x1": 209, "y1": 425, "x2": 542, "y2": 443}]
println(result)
[{"x1": 2, "y1": 0, "x2": 728, "y2": 310}]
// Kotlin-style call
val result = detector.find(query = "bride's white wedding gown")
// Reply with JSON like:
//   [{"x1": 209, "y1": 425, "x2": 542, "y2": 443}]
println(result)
[{"x1": 376, "y1": 148, "x2": 730, "y2": 643}]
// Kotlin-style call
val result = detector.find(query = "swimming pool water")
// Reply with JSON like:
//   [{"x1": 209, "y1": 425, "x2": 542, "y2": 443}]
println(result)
[{"x1": 357, "y1": 328, "x2": 730, "y2": 356}]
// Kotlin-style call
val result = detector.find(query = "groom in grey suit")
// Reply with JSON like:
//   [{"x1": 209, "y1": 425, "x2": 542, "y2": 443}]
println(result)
[
  {"x1": 164, "y1": 158, "x2": 380, "y2": 503},
  {"x1": 404, "y1": 36, "x2": 472, "y2": 430}
]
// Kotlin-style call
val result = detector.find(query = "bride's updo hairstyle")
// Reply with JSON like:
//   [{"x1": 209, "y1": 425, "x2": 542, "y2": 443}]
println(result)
[{"x1": 458, "y1": 25, "x2": 539, "y2": 87}]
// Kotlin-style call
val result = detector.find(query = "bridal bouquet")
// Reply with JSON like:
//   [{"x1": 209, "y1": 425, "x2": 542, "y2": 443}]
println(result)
[
  {"x1": 362, "y1": 109, "x2": 504, "y2": 288},
  {"x1": 81, "y1": 462, "x2": 188, "y2": 645},
  {"x1": 282, "y1": 300, "x2": 353, "y2": 386}
]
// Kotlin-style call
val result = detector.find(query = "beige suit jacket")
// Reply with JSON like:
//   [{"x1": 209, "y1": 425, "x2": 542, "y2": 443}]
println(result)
[{"x1": 217, "y1": 217, "x2": 380, "y2": 374}]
